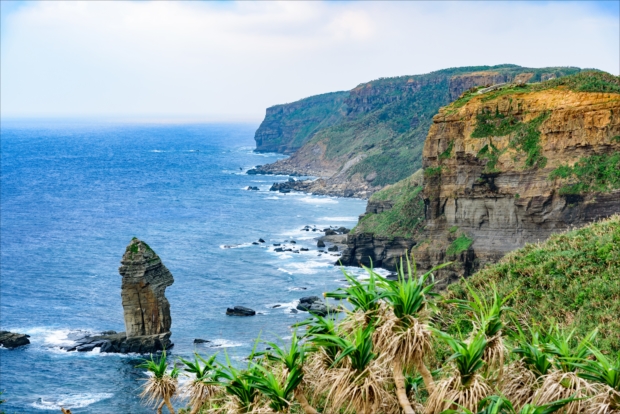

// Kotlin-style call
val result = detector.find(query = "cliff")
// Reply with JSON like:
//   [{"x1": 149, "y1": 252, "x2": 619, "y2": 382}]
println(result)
[
  {"x1": 251, "y1": 65, "x2": 583, "y2": 197},
  {"x1": 417, "y1": 71, "x2": 620, "y2": 281},
  {"x1": 254, "y1": 91, "x2": 348, "y2": 154},
  {"x1": 341, "y1": 71, "x2": 620, "y2": 284}
]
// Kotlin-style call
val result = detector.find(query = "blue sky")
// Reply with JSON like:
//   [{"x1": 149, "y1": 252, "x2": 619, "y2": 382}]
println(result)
[{"x1": 1, "y1": 1, "x2": 618, "y2": 120}]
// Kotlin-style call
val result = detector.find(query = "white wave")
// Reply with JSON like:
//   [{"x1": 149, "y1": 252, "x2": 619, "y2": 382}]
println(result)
[
  {"x1": 150, "y1": 150, "x2": 165, "y2": 153},
  {"x1": 277, "y1": 268, "x2": 293, "y2": 275},
  {"x1": 318, "y1": 216, "x2": 358, "y2": 222},
  {"x1": 31, "y1": 393, "x2": 114, "y2": 410},
  {"x1": 265, "y1": 300, "x2": 299, "y2": 311},
  {"x1": 298, "y1": 196, "x2": 338, "y2": 204},
  {"x1": 220, "y1": 242, "x2": 253, "y2": 249},
  {"x1": 279, "y1": 260, "x2": 332, "y2": 275},
  {"x1": 208, "y1": 339, "x2": 244, "y2": 349},
  {"x1": 264, "y1": 196, "x2": 280, "y2": 200}
]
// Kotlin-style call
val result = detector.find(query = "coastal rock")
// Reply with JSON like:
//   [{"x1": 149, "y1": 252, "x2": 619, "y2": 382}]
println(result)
[
  {"x1": 0, "y1": 331, "x2": 30, "y2": 348},
  {"x1": 226, "y1": 306, "x2": 256, "y2": 316},
  {"x1": 119, "y1": 238, "x2": 174, "y2": 352},
  {"x1": 296, "y1": 296, "x2": 338, "y2": 317},
  {"x1": 340, "y1": 234, "x2": 417, "y2": 270},
  {"x1": 317, "y1": 240, "x2": 325, "y2": 248},
  {"x1": 327, "y1": 246, "x2": 339, "y2": 252},
  {"x1": 194, "y1": 338, "x2": 211, "y2": 344}
]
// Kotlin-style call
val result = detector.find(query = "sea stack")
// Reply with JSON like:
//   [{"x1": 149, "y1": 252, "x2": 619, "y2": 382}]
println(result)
[{"x1": 119, "y1": 238, "x2": 174, "y2": 353}]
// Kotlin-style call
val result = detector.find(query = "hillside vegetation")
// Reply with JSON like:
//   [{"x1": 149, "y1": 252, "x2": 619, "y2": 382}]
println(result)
[{"x1": 443, "y1": 214, "x2": 620, "y2": 353}]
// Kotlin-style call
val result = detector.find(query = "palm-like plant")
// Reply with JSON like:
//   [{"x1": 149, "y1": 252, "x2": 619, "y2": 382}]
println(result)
[
  {"x1": 375, "y1": 256, "x2": 449, "y2": 413},
  {"x1": 577, "y1": 346, "x2": 620, "y2": 413},
  {"x1": 512, "y1": 324, "x2": 554, "y2": 378},
  {"x1": 312, "y1": 325, "x2": 394, "y2": 414},
  {"x1": 325, "y1": 265, "x2": 385, "y2": 316},
  {"x1": 178, "y1": 353, "x2": 220, "y2": 414},
  {"x1": 426, "y1": 330, "x2": 492, "y2": 414},
  {"x1": 215, "y1": 352, "x2": 260, "y2": 412},
  {"x1": 138, "y1": 350, "x2": 179, "y2": 414},
  {"x1": 531, "y1": 326, "x2": 597, "y2": 414},
  {"x1": 259, "y1": 332, "x2": 318, "y2": 414},
  {"x1": 247, "y1": 364, "x2": 304, "y2": 412},
  {"x1": 441, "y1": 394, "x2": 578, "y2": 414},
  {"x1": 450, "y1": 283, "x2": 514, "y2": 374}
]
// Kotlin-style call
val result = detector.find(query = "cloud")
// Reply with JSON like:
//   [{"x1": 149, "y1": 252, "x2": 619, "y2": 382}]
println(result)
[{"x1": 1, "y1": 1, "x2": 618, "y2": 119}]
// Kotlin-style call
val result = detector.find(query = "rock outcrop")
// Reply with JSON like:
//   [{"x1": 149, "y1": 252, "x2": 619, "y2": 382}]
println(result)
[
  {"x1": 118, "y1": 238, "x2": 174, "y2": 352},
  {"x1": 339, "y1": 234, "x2": 417, "y2": 271},
  {"x1": 416, "y1": 73, "x2": 620, "y2": 281},
  {"x1": 251, "y1": 65, "x2": 582, "y2": 197},
  {"x1": 226, "y1": 306, "x2": 256, "y2": 316},
  {"x1": 0, "y1": 331, "x2": 30, "y2": 348}
]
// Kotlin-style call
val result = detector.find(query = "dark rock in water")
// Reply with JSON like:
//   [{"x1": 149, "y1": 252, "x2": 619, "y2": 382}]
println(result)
[
  {"x1": 279, "y1": 188, "x2": 291, "y2": 194},
  {"x1": 317, "y1": 240, "x2": 326, "y2": 248},
  {"x1": 284, "y1": 248, "x2": 292, "y2": 252},
  {"x1": 288, "y1": 177, "x2": 296, "y2": 182},
  {"x1": 274, "y1": 247, "x2": 284, "y2": 252},
  {"x1": 290, "y1": 309, "x2": 298, "y2": 314},
  {"x1": 273, "y1": 243, "x2": 281, "y2": 246},
  {"x1": 328, "y1": 246, "x2": 339, "y2": 252},
  {"x1": 272, "y1": 304, "x2": 281, "y2": 308},
  {"x1": 324, "y1": 229, "x2": 337, "y2": 236},
  {"x1": 258, "y1": 238, "x2": 265, "y2": 243},
  {"x1": 319, "y1": 250, "x2": 325, "y2": 253},
  {"x1": 292, "y1": 250, "x2": 299, "y2": 253},
  {"x1": 386, "y1": 273, "x2": 399, "y2": 281},
  {"x1": 300, "y1": 248, "x2": 309, "y2": 251},
  {"x1": 101, "y1": 330, "x2": 117, "y2": 335},
  {"x1": 290, "y1": 240, "x2": 296, "y2": 244},
  {"x1": 226, "y1": 306, "x2": 256, "y2": 316},
  {"x1": 0, "y1": 331, "x2": 30, "y2": 349},
  {"x1": 298, "y1": 296, "x2": 321, "y2": 306},
  {"x1": 337, "y1": 227, "x2": 350, "y2": 234},
  {"x1": 252, "y1": 242, "x2": 259, "y2": 245},
  {"x1": 246, "y1": 186, "x2": 259, "y2": 191},
  {"x1": 77, "y1": 341, "x2": 106, "y2": 352},
  {"x1": 194, "y1": 338, "x2": 211, "y2": 344}
]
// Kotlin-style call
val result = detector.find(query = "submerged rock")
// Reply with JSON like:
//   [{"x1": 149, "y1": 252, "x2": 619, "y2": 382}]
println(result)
[
  {"x1": 0, "y1": 331, "x2": 30, "y2": 349},
  {"x1": 226, "y1": 306, "x2": 256, "y2": 316}
]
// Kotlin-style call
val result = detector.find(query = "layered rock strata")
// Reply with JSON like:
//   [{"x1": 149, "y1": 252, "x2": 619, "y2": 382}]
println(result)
[
  {"x1": 118, "y1": 238, "x2": 174, "y2": 352},
  {"x1": 417, "y1": 85, "x2": 620, "y2": 281}
]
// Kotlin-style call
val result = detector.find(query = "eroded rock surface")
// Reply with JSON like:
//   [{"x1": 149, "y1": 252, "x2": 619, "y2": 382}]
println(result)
[
  {"x1": 0, "y1": 331, "x2": 30, "y2": 348},
  {"x1": 118, "y1": 238, "x2": 174, "y2": 352}
]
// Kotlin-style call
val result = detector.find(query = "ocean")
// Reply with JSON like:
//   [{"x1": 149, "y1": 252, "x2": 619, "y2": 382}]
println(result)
[{"x1": 0, "y1": 121, "x2": 369, "y2": 413}]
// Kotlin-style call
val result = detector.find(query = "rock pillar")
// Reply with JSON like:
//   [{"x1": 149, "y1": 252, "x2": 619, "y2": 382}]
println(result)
[{"x1": 119, "y1": 238, "x2": 174, "y2": 352}]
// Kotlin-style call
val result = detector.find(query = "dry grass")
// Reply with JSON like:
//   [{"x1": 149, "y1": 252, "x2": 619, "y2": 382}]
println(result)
[
  {"x1": 180, "y1": 381, "x2": 222, "y2": 414},
  {"x1": 586, "y1": 387, "x2": 620, "y2": 414},
  {"x1": 424, "y1": 373, "x2": 493, "y2": 414},
  {"x1": 499, "y1": 361, "x2": 538, "y2": 411},
  {"x1": 532, "y1": 371, "x2": 595, "y2": 414},
  {"x1": 374, "y1": 313, "x2": 432, "y2": 370}
]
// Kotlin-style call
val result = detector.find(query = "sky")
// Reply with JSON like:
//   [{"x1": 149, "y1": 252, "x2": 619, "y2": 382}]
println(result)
[{"x1": 1, "y1": 1, "x2": 618, "y2": 121}]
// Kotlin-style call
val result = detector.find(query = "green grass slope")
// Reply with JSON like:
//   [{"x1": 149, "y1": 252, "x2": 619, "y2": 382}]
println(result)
[{"x1": 442, "y1": 214, "x2": 620, "y2": 352}]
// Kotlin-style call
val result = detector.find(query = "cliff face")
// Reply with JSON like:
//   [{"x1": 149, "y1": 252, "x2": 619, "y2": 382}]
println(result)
[
  {"x1": 417, "y1": 78, "x2": 620, "y2": 280},
  {"x1": 251, "y1": 65, "x2": 583, "y2": 197},
  {"x1": 254, "y1": 91, "x2": 347, "y2": 154}
]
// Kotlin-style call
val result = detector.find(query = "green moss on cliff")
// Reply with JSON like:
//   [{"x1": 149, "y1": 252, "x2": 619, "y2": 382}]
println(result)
[
  {"x1": 550, "y1": 152, "x2": 620, "y2": 195},
  {"x1": 354, "y1": 174, "x2": 425, "y2": 238},
  {"x1": 441, "y1": 215, "x2": 620, "y2": 352}
]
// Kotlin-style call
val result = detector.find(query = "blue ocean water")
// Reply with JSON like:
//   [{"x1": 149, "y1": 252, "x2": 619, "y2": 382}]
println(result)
[{"x1": 0, "y1": 121, "x2": 368, "y2": 413}]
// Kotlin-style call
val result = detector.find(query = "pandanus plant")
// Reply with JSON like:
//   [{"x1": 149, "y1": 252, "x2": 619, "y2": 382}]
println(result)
[
  {"x1": 441, "y1": 394, "x2": 578, "y2": 414},
  {"x1": 256, "y1": 332, "x2": 318, "y2": 414},
  {"x1": 138, "y1": 350, "x2": 179, "y2": 414},
  {"x1": 449, "y1": 283, "x2": 515, "y2": 376},
  {"x1": 426, "y1": 330, "x2": 492, "y2": 414},
  {"x1": 502, "y1": 323, "x2": 554, "y2": 410},
  {"x1": 577, "y1": 346, "x2": 620, "y2": 413},
  {"x1": 375, "y1": 256, "x2": 450, "y2": 414},
  {"x1": 312, "y1": 325, "x2": 394, "y2": 414},
  {"x1": 531, "y1": 326, "x2": 597, "y2": 414},
  {"x1": 178, "y1": 353, "x2": 220, "y2": 414},
  {"x1": 215, "y1": 353, "x2": 261, "y2": 412}
]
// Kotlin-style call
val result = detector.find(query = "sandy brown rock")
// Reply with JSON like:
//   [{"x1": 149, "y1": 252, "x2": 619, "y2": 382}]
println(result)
[
  {"x1": 417, "y1": 88, "x2": 620, "y2": 280},
  {"x1": 119, "y1": 238, "x2": 174, "y2": 349}
]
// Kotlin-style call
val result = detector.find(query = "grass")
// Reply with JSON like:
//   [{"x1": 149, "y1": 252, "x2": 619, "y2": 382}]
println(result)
[
  {"x1": 446, "y1": 235, "x2": 474, "y2": 256},
  {"x1": 424, "y1": 166, "x2": 443, "y2": 178},
  {"x1": 442, "y1": 215, "x2": 620, "y2": 353},
  {"x1": 439, "y1": 140, "x2": 454, "y2": 161},
  {"x1": 471, "y1": 109, "x2": 549, "y2": 170},
  {"x1": 354, "y1": 179, "x2": 425, "y2": 239},
  {"x1": 549, "y1": 152, "x2": 620, "y2": 195}
]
